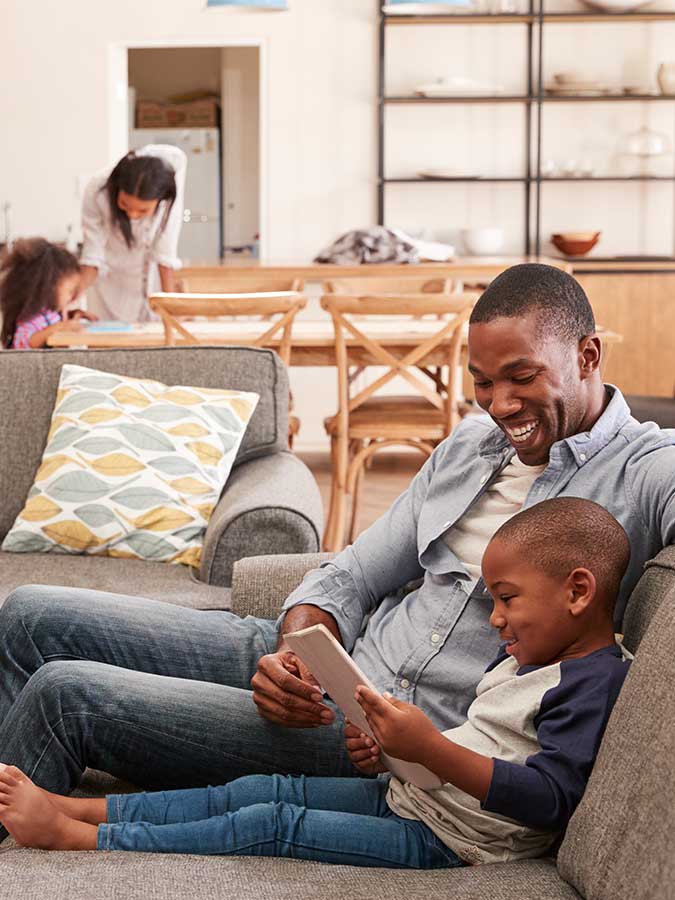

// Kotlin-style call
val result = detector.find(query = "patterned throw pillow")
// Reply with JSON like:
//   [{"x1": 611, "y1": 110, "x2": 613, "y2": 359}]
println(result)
[{"x1": 2, "y1": 364, "x2": 259, "y2": 566}]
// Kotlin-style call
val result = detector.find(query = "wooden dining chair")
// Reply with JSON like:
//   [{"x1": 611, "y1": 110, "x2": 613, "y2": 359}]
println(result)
[
  {"x1": 149, "y1": 291, "x2": 307, "y2": 448},
  {"x1": 323, "y1": 275, "x2": 455, "y2": 295},
  {"x1": 178, "y1": 272, "x2": 304, "y2": 293},
  {"x1": 320, "y1": 293, "x2": 475, "y2": 551}
]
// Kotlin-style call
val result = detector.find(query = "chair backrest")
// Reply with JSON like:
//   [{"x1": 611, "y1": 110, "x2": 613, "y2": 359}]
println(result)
[
  {"x1": 324, "y1": 276, "x2": 454, "y2": 295},
  {"x1": 179, "y1": 271, "x2": 303, "y2": 293},
  {"x1": 320, "y1": 293, "x2": 474, "y2": 435},
  {"x1": 148, "y1": 292, "x2": 307, "y2": 365}
]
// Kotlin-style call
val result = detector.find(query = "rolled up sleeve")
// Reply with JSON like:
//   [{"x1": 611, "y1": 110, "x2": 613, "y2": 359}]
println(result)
[{"x1": 279, "y1": 449, "x2": 437, "y2": 650}]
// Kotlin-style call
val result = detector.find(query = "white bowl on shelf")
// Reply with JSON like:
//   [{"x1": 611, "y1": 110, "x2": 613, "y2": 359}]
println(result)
[
  {"x1": 580, "y1": 0, "x2": 652, "y2": 11},
  {"x1": 461, "y1": 227, "x2": 504, "y2": 256}
]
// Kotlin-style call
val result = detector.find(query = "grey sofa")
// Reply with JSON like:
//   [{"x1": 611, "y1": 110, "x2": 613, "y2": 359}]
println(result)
[
  {"x1": 2, "y1": 546, "x2": 675, "y2": 900},
  {"x1": 0, "y1": 346, "x2": 323, "y2": 605}
]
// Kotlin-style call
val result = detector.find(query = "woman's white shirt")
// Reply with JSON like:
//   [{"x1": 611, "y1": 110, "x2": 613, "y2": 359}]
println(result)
[{"x1": 80, "y1": 144, "x2": 187, "y2": 321}]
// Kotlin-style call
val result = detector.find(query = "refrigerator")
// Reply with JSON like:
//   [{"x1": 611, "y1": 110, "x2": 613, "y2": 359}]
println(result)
[{"x1": 129, "y1": 127, "x2": 223, "y2": 262}]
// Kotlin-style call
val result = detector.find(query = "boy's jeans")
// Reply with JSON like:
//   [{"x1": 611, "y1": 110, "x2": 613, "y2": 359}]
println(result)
[{"x1": 99, "y1": 773, "x2": 465, "y2": 869}]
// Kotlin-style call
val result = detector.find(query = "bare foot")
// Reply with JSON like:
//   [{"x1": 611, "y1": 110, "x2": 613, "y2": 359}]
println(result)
[
  {"x1": 0, "y1": 766, "x2": 98, "y2": 850},
  {"x1": 36, "y1": 786, "x2": 108, "y2": 827}
]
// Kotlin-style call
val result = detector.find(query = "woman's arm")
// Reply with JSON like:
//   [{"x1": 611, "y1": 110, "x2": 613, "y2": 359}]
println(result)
[
  {"x1": 78, "y1": 265, "x2": 99, "y2": 295},
  {"x1": 158, "y1": 265, "x2": 177, "y2": 293}
]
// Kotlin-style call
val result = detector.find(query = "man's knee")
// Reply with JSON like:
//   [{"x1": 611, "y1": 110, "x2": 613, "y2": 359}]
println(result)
[
  {"x1": 0, "y1": 584, "x2": 54, "y2": 631},
  {"x1": 22, "y1": 660, "x2": 100, "y2": 713}
]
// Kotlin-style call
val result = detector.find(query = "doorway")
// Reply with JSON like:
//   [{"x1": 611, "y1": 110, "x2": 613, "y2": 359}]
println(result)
[{"x1": 108, "y1": 39, "x2": 266, "y2": 263}]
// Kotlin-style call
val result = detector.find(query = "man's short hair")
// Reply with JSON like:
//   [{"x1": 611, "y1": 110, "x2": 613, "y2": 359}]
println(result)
[
  {"x1": 492, "y1": 497, "x2": 630, "y2": 606},
  {"x1": 470, "y1": 263, "x2": 596, "y2": 344}
]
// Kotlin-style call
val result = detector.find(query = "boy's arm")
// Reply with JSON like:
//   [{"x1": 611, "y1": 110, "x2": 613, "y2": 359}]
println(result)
[
  {"x1": 482, "y1": 661, "x2": 629, "y2": 832},
  {"x1": 356, "y1": 687, "x2": 493, "y2": 801}
]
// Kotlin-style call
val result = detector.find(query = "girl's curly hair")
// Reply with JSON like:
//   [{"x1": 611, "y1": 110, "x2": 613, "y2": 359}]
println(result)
[{"x1": 0, "y1": 238, "x2": 80, "y2": 348}]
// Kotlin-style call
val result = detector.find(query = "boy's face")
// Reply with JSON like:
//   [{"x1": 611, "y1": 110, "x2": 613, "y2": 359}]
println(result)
[{"x1": 482, "y1": 536, "x2": 577, "y2": 667}]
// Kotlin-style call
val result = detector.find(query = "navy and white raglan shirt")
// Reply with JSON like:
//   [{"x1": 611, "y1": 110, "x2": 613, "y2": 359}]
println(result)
[{"x1": 386, "y1": 641, "x2": 632, "y2": 864}]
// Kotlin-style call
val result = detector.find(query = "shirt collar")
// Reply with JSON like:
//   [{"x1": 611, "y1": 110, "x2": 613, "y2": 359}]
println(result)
[{"x1": 477, "y1": 384, "x2": 631, "y2": 466}]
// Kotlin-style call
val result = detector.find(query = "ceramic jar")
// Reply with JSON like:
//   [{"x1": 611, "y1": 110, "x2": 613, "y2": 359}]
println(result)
[{"x1": 657, "y1": 63, "x2": 675, "y2": 95}]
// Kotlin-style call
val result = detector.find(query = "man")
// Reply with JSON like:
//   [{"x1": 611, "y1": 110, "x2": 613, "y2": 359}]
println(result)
[{"x1": 0, "y1": 263, "x2": 673, "y2": 801}]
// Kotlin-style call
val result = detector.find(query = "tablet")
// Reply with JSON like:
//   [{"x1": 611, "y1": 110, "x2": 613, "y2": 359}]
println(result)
[{"x1": 284, "y1": 624, "x2": 442, "y2": 790}]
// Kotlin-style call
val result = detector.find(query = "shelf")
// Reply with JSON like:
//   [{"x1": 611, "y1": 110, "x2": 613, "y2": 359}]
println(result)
[
  {"x1": 383, "y1": 177, "x2": 527, "y2": 183},
  {"x1": 384, "y1": 176, "x2": 675, "y2": 184},
  {"x1": 385, "y1": 94, "x2": 675, "y2": 104},
  {"x1": 542, "y1": 93, "x2": 675, "y2": 102},
  {"x1": 540, "y1": 176, "x2": 675, "y2": 182},
  {"x1": 383, "y1": 11, "x2": 675, "y2": 24},
  {"x1": 385, "y1": 95, "x2": 531, "y2": 104},
  {"x1": 384, "y1": 13, "x2": 533, "y2": 24}
]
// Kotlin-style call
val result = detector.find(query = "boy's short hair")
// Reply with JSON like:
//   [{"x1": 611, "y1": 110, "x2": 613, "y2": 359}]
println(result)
[{"x1": 492, "y1": 498, "x2": 630, "y2": 606}]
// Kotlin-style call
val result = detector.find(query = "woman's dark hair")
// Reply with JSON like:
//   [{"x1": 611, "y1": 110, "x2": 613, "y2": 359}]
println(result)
[
  {"x1": 102, "y1": 152, "x2": 177, "y2": 249},
  {"x1": 0, "y1": 238, "x2": 80, "y2": 348}
]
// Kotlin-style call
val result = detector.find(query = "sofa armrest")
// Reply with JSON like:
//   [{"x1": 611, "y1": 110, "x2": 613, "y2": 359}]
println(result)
[
  {"x1": 230, "y1": 552, "x2": 336, "y2": 619},
  {"x1": 200, "y1": 452, "x2": 324, "y2": 588}
]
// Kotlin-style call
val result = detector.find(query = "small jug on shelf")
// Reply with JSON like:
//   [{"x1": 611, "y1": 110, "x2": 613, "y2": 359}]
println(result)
[{"x1": 657, "y1": 63, "x2": 675, "y2": 95}]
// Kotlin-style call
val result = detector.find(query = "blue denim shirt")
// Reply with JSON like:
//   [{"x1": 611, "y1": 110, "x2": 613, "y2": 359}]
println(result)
[{"x1": 282, "y1": 386, "x2": 675, "y2": 731}]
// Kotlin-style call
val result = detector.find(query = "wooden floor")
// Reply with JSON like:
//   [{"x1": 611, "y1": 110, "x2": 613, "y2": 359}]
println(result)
[{"x1": 297, "y1": 450, "x2": 425, "y2": 538}]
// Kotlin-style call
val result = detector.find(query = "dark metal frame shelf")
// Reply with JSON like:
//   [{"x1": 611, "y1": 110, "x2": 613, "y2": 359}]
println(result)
[
  {"x1": 377, "y1": 2, "x2": 675, "y2": 257},
  {"x1": 385, "y1": 93, "x2": 675, "y2": 103}
]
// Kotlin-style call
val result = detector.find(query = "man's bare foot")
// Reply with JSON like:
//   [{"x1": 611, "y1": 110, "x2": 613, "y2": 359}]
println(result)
[{"x1": 0, "y1": 766, "x2": 97, "y2": 850}]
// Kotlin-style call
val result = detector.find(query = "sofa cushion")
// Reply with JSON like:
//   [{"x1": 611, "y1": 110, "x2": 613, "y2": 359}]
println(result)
[
  {"x1": 0, "y1": 346, "x2": 288, "y2": 542},
  {"x1": 0, "y1": 851, "x2": 578, "y2": 900},
  {"x1": 557, "y1": 589, "x2": 675, "y2": 900},
  {"x1": 0, "y1": 551, "x2": 230, "y2": 610},
  {"x1": 2, "y1": 364, "x2": 258, "y2": 566}
]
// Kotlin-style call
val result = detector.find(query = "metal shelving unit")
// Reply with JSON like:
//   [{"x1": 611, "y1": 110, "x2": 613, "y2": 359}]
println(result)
[{"x1": 377, "y1": 3, "x2": 675, "y2": 257}]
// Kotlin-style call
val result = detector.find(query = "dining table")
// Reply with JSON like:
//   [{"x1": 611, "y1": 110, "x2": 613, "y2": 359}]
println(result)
[{"x1": 47, "y1": 316, "x2": 622, "y2": 368}]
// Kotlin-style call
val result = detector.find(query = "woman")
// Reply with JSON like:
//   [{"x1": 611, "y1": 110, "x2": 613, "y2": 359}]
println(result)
[{"x1": 79, "y1": 145, "x2": 187, "y2": 321}]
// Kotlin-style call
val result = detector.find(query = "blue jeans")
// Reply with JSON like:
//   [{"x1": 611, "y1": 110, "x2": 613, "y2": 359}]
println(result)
[
  {"x1": 99, "y1": 773, "x2": 465, "y2": 869},
  {"x1": 0, "y1": 586, "x2": 356, "y2": 797}
]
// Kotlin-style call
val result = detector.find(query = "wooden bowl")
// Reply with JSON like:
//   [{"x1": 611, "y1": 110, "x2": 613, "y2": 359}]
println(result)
[{"x1": 551, "y1": 231, "x2": 601, "y2": 257}]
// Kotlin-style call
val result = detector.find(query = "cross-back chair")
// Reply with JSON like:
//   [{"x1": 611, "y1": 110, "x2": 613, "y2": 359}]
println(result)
[
  {"x1": 149, "y1": 292, "x2": 307, "y2": 448},
  {"x1": 323, "y1": 275, "x2": 455, "y2": 295},
  {"x1": 178, "y1": 272, "x2": 304, "y2": 294},
  {"x1": 320, "y1": 293, "x2": 475, "y2": 551}
]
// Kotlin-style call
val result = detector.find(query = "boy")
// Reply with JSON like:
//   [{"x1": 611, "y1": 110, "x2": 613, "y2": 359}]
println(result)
[{"x1": 0, "y1": 497, "x2": 632, "y2": 868}]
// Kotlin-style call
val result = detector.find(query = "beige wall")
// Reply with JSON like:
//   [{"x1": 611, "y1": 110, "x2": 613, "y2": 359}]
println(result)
[{"x1": 0, "y1": 0, "x2": 376, "y2": 259}]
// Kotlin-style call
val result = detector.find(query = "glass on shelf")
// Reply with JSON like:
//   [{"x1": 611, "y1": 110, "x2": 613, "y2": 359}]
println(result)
[{"x1": 617, "y1": 125, "x2": 673, "y2": 176}]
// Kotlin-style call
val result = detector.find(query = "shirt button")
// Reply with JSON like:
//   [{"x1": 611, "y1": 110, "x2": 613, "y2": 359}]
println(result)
[
  {"x1": 479, "y1": 475, "x2": 488, "y2": 485},
  {"x1": 400, "y1": 678, "x2": 410, "y2": 689},
  {"x1": 430, "y1": 633, "x2": 441, "y2": 644},
  {"x1": 579, "y1": 453, "x2": 587, "y2": 461}
]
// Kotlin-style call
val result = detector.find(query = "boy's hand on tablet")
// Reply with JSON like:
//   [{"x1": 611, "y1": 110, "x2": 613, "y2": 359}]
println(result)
[
  {"x1": 344, "y1": 722, "x2": 388, "y2": 774},
  {"x1": 251, "y1": 650, "x2": 335, "y2": 729},
  {"x1": 355, "y1": 686, "x2": 438, "y2": 764}
]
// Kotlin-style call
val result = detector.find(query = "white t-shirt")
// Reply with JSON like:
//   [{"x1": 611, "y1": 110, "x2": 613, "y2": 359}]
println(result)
[{"x1": 443, "y1": 455, "x2": 546, "y2": 581}]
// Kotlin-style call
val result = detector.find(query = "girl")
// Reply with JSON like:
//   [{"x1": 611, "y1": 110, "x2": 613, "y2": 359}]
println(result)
[
  {"x1": 79, "y1": 145, "x2": 186, "y2": 322},
  {"x1": 0, "y1": 238, "x2": 88, "y2": 349}
]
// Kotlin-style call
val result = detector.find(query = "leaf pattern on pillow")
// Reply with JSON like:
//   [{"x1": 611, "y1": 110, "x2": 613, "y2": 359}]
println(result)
[{"x1": 2, "y1": 364, "x2": 258, "y2": 566}]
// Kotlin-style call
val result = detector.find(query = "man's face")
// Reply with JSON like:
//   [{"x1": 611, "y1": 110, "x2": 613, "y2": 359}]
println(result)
[
  {"x1": 468, "y1": 311, "x2": 595, "y2": 466},
  {"x1": 483, "y1": 537, "x2": 574, "y2": 667}
]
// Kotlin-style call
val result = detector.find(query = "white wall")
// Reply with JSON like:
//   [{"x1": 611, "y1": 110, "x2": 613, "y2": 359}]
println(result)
[
  {"x1": 221, "y1": 46, "x2": 260, "y2": 247},
  {"x1": 0, "y1": 0, "x2": 377, "y2": 256}
]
